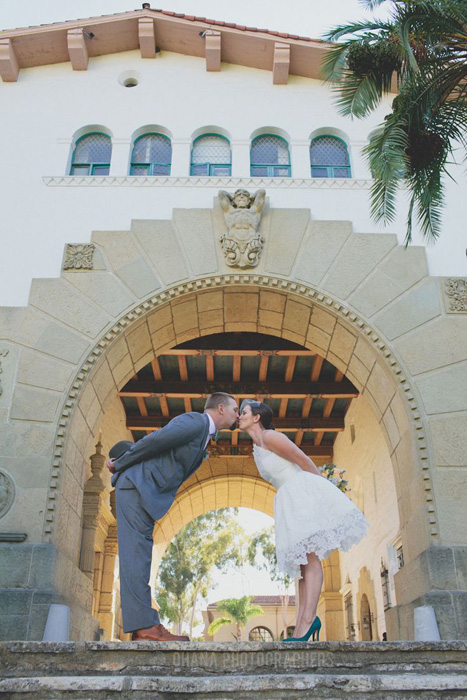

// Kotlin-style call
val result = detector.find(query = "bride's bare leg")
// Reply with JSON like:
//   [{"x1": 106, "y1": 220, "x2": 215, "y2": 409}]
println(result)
[
  {"x1": 293, "y1": 553, "x2": 323, "y2": 638},
  {"x1": 293, "y1": 574, "x2": 306, "y2": 635}
]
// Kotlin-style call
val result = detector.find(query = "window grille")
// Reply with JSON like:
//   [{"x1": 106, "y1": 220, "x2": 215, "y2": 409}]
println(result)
[
  {"x1": 191, "y1": 135, "x2": 231, "y2": 176},
  {"x1": 310, "y1": 136, "x2": 351, "y2": 178},
  {"x1": 250, "y1": 135, "x2": 291, "y2": 177},
  {"x1": 249, "y1": 626, "x2": 274, "y2": 642},
  {"x1": 71, "y1": 133, "x2": 112, "y2": 175},
  {"x1": 130, "y1": 134, "x2": 172, "y2": 176}
]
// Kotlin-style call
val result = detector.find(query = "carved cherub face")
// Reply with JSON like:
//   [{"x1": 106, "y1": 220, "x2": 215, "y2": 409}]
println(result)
[{"x1": 233, "y1": 190, "x2": 251, "y2": 208}]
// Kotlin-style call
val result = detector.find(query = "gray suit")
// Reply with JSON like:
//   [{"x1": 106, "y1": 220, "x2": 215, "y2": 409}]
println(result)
[{"x1": 112, "y1": 411, "x2": 210, "y2": 633}]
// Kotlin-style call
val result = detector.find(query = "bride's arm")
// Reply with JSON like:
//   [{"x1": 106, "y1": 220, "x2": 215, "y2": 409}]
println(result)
[{"x1": 262, "y1": 431, "x2": 321, "y2": 476}]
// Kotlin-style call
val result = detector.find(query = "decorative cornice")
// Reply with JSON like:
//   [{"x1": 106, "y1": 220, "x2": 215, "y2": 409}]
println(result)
[
  {"x1": 444, "y1": 278, "x2": 467, "y2": 313},
  {"x1": 43, "y1": 274, "x2": 436, "y2": 544},
  {"x1": 43, "y1": 176, "x2": 374, "y2": 190}
]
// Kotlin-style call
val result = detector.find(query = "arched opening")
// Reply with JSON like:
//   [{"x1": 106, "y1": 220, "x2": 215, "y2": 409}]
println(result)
[
  {"x1": 54, "y1": 284, "x2": 429, "y2": 640},
  {"x1": 361, "y1": 593, "x2": 373, "y2": 641}
]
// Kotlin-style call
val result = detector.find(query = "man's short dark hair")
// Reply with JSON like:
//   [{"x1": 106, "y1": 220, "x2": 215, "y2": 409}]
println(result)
[{"x1": 204, "y1": 392, "x2": 236, "y2": 411}]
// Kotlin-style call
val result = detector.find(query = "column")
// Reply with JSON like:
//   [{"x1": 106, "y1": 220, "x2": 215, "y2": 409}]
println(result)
[{"x1": 290, "y1": 141, "x2": 311, "y2": 179}]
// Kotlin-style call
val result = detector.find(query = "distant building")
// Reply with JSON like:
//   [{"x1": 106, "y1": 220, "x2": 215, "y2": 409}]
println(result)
[{"x1": 203, "y1": 596, "x2": 296, "y2": 642}]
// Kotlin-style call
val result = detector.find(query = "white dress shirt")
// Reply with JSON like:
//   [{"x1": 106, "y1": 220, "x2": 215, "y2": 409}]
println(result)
[{"x1": 204, "y1": 413, "x2": 217, "y2": 449}]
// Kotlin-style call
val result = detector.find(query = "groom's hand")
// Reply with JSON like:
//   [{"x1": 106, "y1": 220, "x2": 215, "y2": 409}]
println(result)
[{"x1": 106, "y1": 458, "x2": 116, "y2": 474}]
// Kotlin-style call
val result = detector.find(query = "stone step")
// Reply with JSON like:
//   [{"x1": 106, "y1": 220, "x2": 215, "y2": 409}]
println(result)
[
  {"x1": 1, "y1": 641, "x2": 467, "y2": 678},
  {"x1": 1, "y1": 673, "x2": 467, "y2": 699}
]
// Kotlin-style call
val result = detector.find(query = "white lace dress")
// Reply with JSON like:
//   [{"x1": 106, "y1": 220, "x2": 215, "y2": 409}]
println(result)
[{"x1": 253, "y1": 445, "x2": 369, "y2": 578}]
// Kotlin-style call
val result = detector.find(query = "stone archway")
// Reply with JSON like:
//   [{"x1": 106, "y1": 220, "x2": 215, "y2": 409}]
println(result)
[
  {"x1": 50, "y1": 284, "x2": 432, "y2": 640},
  {"x1": 1, "y1": 201, "x2": 466, "y2": 641}
]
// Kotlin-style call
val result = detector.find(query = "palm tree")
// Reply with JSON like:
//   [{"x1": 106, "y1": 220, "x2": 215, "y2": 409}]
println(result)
[
  {"x1": 322, "y1": 0, "x2": 467, "y2": 242},
  {"x1": 207, "y1": 596, "x2": 264, "y2": 641}
]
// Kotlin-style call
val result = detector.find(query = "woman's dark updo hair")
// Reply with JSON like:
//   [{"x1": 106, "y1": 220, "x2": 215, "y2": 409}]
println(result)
[{"x1": 240, "y1": 400, "x2": 275, "y2": 430}]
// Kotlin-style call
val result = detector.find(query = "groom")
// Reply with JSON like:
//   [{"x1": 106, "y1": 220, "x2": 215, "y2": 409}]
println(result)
[{"x1": 107, "y1": 392, "x2": 239, "y2": 641}]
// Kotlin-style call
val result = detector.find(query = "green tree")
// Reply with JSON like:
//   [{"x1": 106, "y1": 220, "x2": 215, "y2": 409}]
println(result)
[
  {"x1": 248, "y1": 528, "x2": 293, "y2": 640},
  {"x1": 207, "y1": 595, "x2": 265, "y2": 641},
  {"x1": 155, "y1": 509, "x2": 245, "y2": 637},
  {"x1": 322, "y1": 0, "x2": 467, "y2": 242}
]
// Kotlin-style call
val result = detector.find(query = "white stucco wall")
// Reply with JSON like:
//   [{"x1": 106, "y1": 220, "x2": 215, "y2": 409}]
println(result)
[{"x1": 1, "y1": 48, "x2": 465, "y2": 307}]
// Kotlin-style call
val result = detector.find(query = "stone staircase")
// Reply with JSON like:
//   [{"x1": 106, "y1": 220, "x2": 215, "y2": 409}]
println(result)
[{"x1": 1, "y1": 641, "x2": 466, "y2": 699}]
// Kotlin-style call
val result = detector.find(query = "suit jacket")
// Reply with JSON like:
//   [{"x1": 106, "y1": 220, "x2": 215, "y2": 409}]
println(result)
[{"x1": 111, "y1": 412, "x2": 210, "y2": 521}]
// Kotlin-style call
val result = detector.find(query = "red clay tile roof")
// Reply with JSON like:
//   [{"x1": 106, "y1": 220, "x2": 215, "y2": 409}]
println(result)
[{"x1": 1, "y1": 7, "x2": 321, "y2": 44}]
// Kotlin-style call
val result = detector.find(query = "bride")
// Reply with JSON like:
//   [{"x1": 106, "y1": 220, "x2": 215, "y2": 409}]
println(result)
[{"x1": 239, "y1": 400, "x2": 368, "y2": 642}]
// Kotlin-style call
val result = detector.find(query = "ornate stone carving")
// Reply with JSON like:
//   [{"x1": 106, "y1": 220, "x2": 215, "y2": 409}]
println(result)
[
  {"x1": 0, "y1": 470, "x2": 15, "y2": 519},
  {"x1": 0, "y1": 349, "x2": 8, "y2": 397},
  {"x1": 445, "y1": 278, "x2": 467, "y2": 313},
  {"x1": 218, "y1": 189, "x2": 266, "y2": 268},
  {"x1": 63, "y1": 243, "x2": 95, "y2": 270}
]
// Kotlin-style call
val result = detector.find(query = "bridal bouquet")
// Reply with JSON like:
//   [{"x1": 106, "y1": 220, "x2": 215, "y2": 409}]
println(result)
[{"x1": 318, "y1": 463, "x2": 349, "y2": 493}]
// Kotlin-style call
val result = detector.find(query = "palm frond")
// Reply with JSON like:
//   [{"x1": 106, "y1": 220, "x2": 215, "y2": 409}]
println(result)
[
  {"x1": 320, "y1": 43, "x2": 349, "y2": 82},
  {"x1": 335, "y1": 72, "x2": 383, "y2": 117},
  {"x1": 208, "y1": 617, "x2": 232, "y2": 636},
  {"x1": 323, "y1": 21, "x2": 391, "y2": 42}
]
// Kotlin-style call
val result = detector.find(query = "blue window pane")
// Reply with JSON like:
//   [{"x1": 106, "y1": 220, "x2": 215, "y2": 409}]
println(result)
[
  {"x1": 131, "y1": 165, "x2": 150, "y2": 175},
  {"x1": 92, "y1": 165, "x2": 110, "y2": 175},
  {"x1": 153, "y1": 164, "x2": 171, "y2": 175},
  {"x1": 311, "y1": 167, "x2": 329, "y2": 178},
  {"x1": 251, "y1": 136, "x2": 289, "y2": 166},
  {"x1": 191, "y1": 164, "x2": 209, "y2": 175},
  {"x1": 334, "y1": 168, "x2": 350, "y2": 178},
  {"x1": 310, "y1": 136, "x2": 350, "y2": 167},
  {"x1": 192, "y1": 135, "x2": 231, "y2": 165},
  {"x1": 251, "y1": 166, "x2": 269, "y2": 177},
  {"x1": 71, "y1": 164, "x2": 91, "y2": 175},
  {"x1": 132, "y1": 134, "x2": 172, "y2": 165},
  {"x1": 74, "y1": 134, "x2": 112, "y2": 165},
  {"x1": 210, "y1": 165, "x2": 231, "y2": 176}
]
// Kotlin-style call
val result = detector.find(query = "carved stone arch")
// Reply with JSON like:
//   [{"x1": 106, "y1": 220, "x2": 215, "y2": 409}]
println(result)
[{"x1": 2, "y1": 200, "x2": 466, "y2": 641}]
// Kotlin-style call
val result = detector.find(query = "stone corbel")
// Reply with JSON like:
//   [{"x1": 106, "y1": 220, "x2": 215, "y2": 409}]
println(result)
[
  {"x1": 0, "y1": 39, "x2": 19, "y2": 82},
  {"x1": 138, "y1": 18, "x2": 156, "y2": 58},
  {"x1": 273, "y1": 42, "x2": 290, "y2": 85},
  {"x1": 204, "y1": 30, "x2": 221, "y2": 72},
  {"x1": 67, "y1": 29, "x2": 89, "y2": 71}
]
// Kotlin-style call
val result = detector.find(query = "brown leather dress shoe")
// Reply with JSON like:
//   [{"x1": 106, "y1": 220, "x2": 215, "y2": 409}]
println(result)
[{"x1": 131, "y1": 624, "x2": 190, "y2": 641}]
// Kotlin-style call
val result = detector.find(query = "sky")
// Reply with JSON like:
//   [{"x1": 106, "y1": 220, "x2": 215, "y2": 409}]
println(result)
[{"x1": 0, "y1": 0, "x2": 386, "y2": 38}]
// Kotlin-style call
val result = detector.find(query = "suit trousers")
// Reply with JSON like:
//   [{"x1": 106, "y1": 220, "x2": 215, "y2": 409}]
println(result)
[{"x1": 115, "y1": 483, "x2": 160, "y2": 633}]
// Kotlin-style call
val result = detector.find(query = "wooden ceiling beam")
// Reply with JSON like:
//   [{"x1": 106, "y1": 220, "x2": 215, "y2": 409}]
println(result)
[
  {"x1": 233, "y1": 355, "x2": 242, "y2": 382},
  {"x1": 127, "y1": 415, "x2": 344, "y2": 431},
  {"x1": 311, "y1": 355, "x2": 324, "y2": 382},
  {"x1": 178, "y1": 355, "x2": 189, "y2": 381},
  {"x1": 205, "y1": 352, "x2": 215, "y2": 382},
  {"x1": 161, "y1": 349, "x2": 315, "y2": 357},
  {"x1": 151, "y1": 358, "x2": 162, "y2": 381},
  {"x1": 258, "y1": 352, "x2": 270, "y2": 382},
  {"x1": 119, "y1": 378, "x2": 358, "y2": 399}
]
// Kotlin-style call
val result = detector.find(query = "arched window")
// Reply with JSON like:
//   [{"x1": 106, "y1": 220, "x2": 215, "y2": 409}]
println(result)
[
  {"x1": 310, "y1": 136, "x2": 351, "y2": 178},
  {"x1": 250, "y1": 135, "x2": 291, "y2": 177},
  {"x1": 190, "y1": 134, "x2": 231, "y2": 176},
  {"x1": 249, "y1": 626, "x2": 274, "y2": 642},
  {"x1": 130, "y1": 133, "x2": 172, "y2": 176},
  {"x1": 70, "y1": 133, "x2": 112, "y2": 175}
]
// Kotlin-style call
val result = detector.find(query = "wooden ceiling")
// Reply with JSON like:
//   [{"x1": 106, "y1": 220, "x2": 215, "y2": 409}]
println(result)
[{"x1": 118, "y1": 332, "x2": 359, "y2": 461}]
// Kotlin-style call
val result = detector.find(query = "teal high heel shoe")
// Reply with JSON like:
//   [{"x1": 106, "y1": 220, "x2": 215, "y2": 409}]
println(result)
[{"x1": 284, "y1": 616, "x2": 321, "y2": 642}]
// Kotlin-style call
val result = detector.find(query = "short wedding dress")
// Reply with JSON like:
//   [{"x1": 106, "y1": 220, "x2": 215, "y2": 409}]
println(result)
[{"x1": 253, "y1": 445, "x2": 369, "y2": 578}]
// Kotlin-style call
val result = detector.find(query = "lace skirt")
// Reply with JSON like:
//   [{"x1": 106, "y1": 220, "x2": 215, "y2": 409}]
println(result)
[{"x1": 274, "y1": 471, "x2": 369, "y2": 578}]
